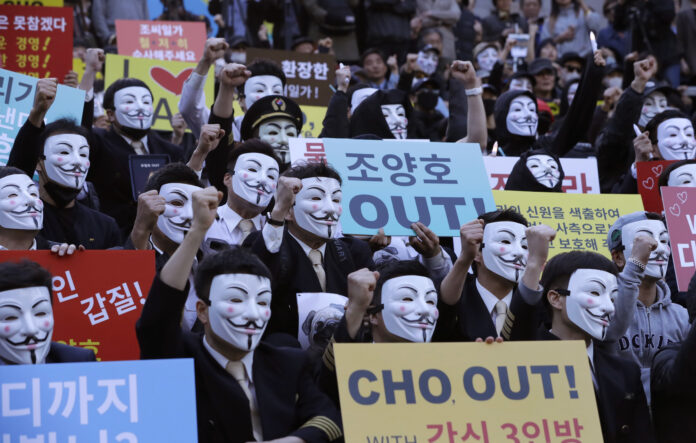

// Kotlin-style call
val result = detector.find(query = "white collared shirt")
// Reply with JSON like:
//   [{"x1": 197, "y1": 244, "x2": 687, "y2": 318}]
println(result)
[
  {"x1": 0, "y1": 239, "x2": 37, "y2": 250},
  {"x1": 289, "y1": 232, "x2": 327, "y2": 258},
  {"x1": 476, "y1": 279, "x2": 512, "y2": 324},
  {"x1": 118, "y1": 132, "x2": 149, "y2": 154},
  {"x1": 202, "y1": 336, "x2": 259, "y2": 409},
  {"x1": 205, "y1": 204, "x2": 265, "y2": 246}
]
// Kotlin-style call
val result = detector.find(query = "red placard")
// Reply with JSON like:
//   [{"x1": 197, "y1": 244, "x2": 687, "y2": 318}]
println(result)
[
  {"x1": 662, "y1": 187, "x2": 696, "y2": 291},
  {"x1": 0, "y1": 250, "x2": 155, "y2": 361},
  {"x1": 636, "y1": 160, "x2": 676, "y2": 213},
  {"x1": 115, "y1": 19, "x2": 206, "y2": 62},
  {"x1": 0, "y1": 5, "x2": 73, "y2": 79}
]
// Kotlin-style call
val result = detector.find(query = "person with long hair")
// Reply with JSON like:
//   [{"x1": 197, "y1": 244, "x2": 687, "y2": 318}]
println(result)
[{"x1": 539, "y1": 0, "x2": 601, "y2": 57}]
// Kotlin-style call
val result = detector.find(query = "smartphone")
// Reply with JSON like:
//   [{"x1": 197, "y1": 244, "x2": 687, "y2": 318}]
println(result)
[{"x1": 318, "y1": 45, "x2": 330, "y2": 54}]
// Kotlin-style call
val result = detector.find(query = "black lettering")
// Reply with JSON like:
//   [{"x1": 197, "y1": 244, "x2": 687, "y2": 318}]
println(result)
[
  {"x1": 348, "y1": 370, "x2": 379, "y2": 405},
  {"x1": 350, "y1": 195, "x2": 388, "y2": 229},
  {"x1": 498, "y1": 366, "x2": 530, "y2": 400},
  {"x1": 418, "y1": 369, "x2": 451, "y2": 403},
  {"x1": 383, "y1": 370, "x2": 416, "y2": 404},
  {"x1": 392, "y1": 196, "x2": 431, "y2": 228},
  {"x1": 463, "y1": 366, "x2": 495, "y2": 400}
]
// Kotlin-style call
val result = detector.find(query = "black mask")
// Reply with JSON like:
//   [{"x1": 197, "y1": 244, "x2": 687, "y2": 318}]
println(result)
[
  {"x1": 417, "y1": 91, "x2": 438, "y2": 111},
  {"x1": 483, "y1": 99, "x2": 496, "y2": 117},
  {"x1": 44, "y1": 181, "x2": 80, "y2": 208},
  {"x1": 118, "y1": 125, "x2": 149, "y2": 140}
]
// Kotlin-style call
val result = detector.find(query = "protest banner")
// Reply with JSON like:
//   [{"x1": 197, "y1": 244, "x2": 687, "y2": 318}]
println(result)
[
  {"x1": 636, "y1": 160, "x2": 676, "y2": 213},
  {"x1": 662, "y1": 187, "x2": 696, "y2": 291},
  {"x1": 297, "y1": 292, "x2": 347, "y2": 350},
  {"x1": 0, "y1": 5, "x2": 72, "y2": 79},
  {"x1": 325, "y1": 139, "x2": 496, "y2": 236},
  {"x1": 0, "y1": 68, "x2": 85, "y2": 168},
  {"x1": 0, "y1": 358, "x2": 197, "y2": 441},
  {"x1": 289, "y1": 137, "x2": 327, "y2": 164},
  {"x1": 105, "y1": 53, "x2": 214, "y2": 131},
  {"x1": 483, "y1": 157, "x2": 601, "y2": 194},
  {"x1": 72, "y1": 57, "x2": 104, "y2": 82},
  {"x1": 0, "y1": 250, "x2": 156, "y2": 361},
  {"x1": 1, "y1": 0, "x2": 63, "y2": 5},
  {"x1": 115, "y1": 19, "x2": 206, "y2": 62},
  {"x1": 493, "y1": 190, "x2": 644, "y2": 259},
  {"x1": 335, "y1": 342, "x2": 602, "y2": 443}
]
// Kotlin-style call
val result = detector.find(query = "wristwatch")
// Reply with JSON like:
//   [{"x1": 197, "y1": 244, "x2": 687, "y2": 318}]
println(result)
[{"x1": 266, "y1": 212, "x2": 284, "y2": 226}]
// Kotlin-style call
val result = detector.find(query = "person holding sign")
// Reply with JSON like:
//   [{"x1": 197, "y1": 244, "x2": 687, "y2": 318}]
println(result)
[
  {"x1": 0, "y1": 260, "x2": 96, "y2": 365},
  {"x1": 137, "y1": 185, "x2": 342, "y2": 443}
]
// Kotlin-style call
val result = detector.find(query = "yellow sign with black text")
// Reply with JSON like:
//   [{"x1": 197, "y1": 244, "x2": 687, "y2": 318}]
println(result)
[
  {"x1": 492, "y1": 190, "x2": 644, "y2": 259},
  {"x1": 335, "y1": 342, "x2": 602, "y2": 443}
]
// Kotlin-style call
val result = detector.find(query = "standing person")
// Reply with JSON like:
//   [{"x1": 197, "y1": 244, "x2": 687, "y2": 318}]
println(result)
[
  {"x1": 363, "y1": 0, "x2": 416, "y2": 63},
  {"x1": 676, "y1": 0, "x2": 696, "y2": 80},
  {"x1": 91, "y1": 0, "x2": 149, "y2": 46},
  {"x1": 481, "y1": 0, "x2": 528, "y2": 44},
  {"x1": 411, "y1": 0, "x2": 460, "y2": 61},
  {"x1": 539, "y1": 0, "x2": 602, "y2": 57},
  {"x1": 359, "y1": 49, "x2": 400, "y2": 90}
]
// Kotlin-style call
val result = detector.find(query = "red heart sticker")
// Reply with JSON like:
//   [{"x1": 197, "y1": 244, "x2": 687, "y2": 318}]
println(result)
[{"x1": 149, "y1": 67, "x2": 193, "y2": 95}]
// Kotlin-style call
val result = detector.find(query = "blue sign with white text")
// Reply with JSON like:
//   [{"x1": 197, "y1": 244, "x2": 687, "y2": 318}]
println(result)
[
  {"x1": 0, "y1": 358, "x2": 198, "y2": 442},
  {"x1": 324, "y1": 139, "x2": 496, "y2": 236}
]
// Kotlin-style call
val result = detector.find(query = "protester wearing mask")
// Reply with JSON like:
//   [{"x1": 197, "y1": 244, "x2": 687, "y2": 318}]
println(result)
[
  {"x1": 473, "y1": 41, "x2": 500, "y2": 76},
  {"x1": 410, "y1": 78, "x2": 447, "y2": 141},
  {"x1": 319, "y1": 66, "x2": 375, "y2": 139},
  {"x1": 504, "y1": 149, "x2": 566, "y2": 192},
  {"x1": 349, "y1": 89, "x2": 412, "y2": 139},
  {"x1": 559, "y1": 51, "x2": 584, "y2": 88}
]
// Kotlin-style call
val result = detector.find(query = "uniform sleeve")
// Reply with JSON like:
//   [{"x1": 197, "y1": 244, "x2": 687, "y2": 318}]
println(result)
[{"x1": 501, "y1": 282, "x2": 544, "y2": 341}]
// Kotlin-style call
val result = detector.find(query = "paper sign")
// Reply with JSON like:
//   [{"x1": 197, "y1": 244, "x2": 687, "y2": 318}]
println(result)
[
  {"x1": 105, "y1": 53, "x2": 214, "y2": 131},
  {"x1": 0, "y1": 359, "x2": 197, "y2": 441},
  {"x1": 636, "y1": 160, "x2": 676, "y2": 213},
  {"x1": 0, "y1": 5, "x2": 73, "y2": 79},
  {"x1": 297, "y1": 292, "x2": 347, "y2": 350},
  {"x1": 325, "y1": 139, "x2": 496, "y2": 236},
  {"x1": 662, "y1": 187, "x2": 696, "y2": 291},
  {"x1": 335, "y1": 342, "x2": 603, "y2": 443},
  {"x1": 0, "y1": 68, "x2": 85, "y2": 167},
  {"x1": 129, "y1": 154, "x2": 170, "y2": 200},
  {"x1": 72, "y1": 57, "x2": 104, "y2": 82},
  {"x1": 0, "y1": 250, "x2": 156, "y2": 361},
  {"x1": 246, "y1": 48, "x2": 336, "y2": 107},
  {"x1": 290, "y1": 137, "x2": 326, "y2": 164},
  {"x1": 483, "y1": 157, "x2": 601, "y2": 194},
  {"x1": 116, "y1": 19, "x2": 205, "y2": 62},
  {"x1": 1, "y1": 0, "x2": 63, "y2": 5},
  {"x1": 493, "y1": 190, "x2": 644, "y2": 259}
]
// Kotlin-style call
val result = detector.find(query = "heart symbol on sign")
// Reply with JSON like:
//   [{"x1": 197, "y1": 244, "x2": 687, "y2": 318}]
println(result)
[
  {"x1": 670, "y1": 204, "x2": 681, "y2": 217},
  {"x1": 678, "y1": 192, "x2": 688, "y2": 204},
  {"x1": 651, "y1": 165, "x2": 663, "y2": 176},
  {"x1": 149, "y1": 67, "x2": 193, "y2": 95},
  {"x1": 642, "y1": 177, "x2": 654, "y2": 190}
]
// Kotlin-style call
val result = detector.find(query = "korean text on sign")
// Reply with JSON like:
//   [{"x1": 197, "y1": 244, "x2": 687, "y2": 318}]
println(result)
[
  {"x1": 0, "y1": 359, "x2": 197, "y2": 442},
  {"x1": 0, "y1": 5, "x2": 73, "y2": 79},
  {"x1": 325, "y1": 139, "x2": 496, "y2": 237},
  {"x1": 115, "y1": 20, "x2": 206, "y2": 62},
  {"x1": 483, "y1": 157, "x2": 600, "y2": 194},
  {"x1": 662, "y1": 187, "x2": 696, "y2": 292}
]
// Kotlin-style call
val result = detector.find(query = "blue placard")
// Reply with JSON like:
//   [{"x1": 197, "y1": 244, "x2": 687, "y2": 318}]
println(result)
[
  {"x1": 324, "y1": 139, "x2": 496, "y2": 236},
  {"x1": 0, "y1": 68, "x2": 86, "y2": 169},
  {"x1": 0, "y1": 358, "x2": 198, "y2": 442}
]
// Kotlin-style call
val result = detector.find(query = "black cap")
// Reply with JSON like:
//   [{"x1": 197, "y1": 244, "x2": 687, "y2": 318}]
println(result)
[
  {"x1": 411, "y1": 77, "x2": 441, "y2": 93},
  {"x1": 560, "y1": 52, "x2": 584, "y2": 67},
  {"x1": 419, "y1": 44, "x2": 440, "y2": 56},
  {"x1": 227, "y1": 35, "x2": 249, "y2": 49},
  {"x1": 643, "y1": 81, "x2": 676, "y2": 99},
  {"x1": 528, "y1": 58, "x2": 555, "y2": 75},
  {"x1": 240, "y1": 95, "x2": 303, "y2": 141}
]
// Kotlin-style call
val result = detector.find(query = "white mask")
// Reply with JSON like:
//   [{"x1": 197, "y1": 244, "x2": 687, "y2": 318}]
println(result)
[
  {"x1": 381, "y1": 104, "x2": 408, "y2": 139},
  {"x1": 43, "y1": 134, "x2": 90, "y2": 189},
  {"x1": 113, "y1": 86, "x2": 154, "y2": 130},
  {"x1": 207, "y1": 273, "x2": 272, "y2": 351},
  {"x1": 621, "y1": 219, "x2": 670, "y2": 279},
  {"x1": 477, "y1": 47, "x2": 498, "y2": 72},
  {"x1": 244, "y1": 75, "x2": 284, "y2": 110},
  {"x1": 565, "y1": 269, "x2": 617, "y2": 340},
  {"x1": 381, "y1": 275, "x2": 438, "y2": 343},
  {"x1": 293, "y1": 177, "x2": 342, "y2": 239},
  {"x1": 656, "y1": 118, "x2": 696, "y2": 161},
  {"x1": 639, "y1": 91, "x2": 668, "y2": 127},
  {"x1": 667, "y1": 164, "x2": 696, "y2": 187},
  {"x1": 258, "y1": 117, "x2": 298, "y2": 165},
  {"x1": 482, "y1": 221, "x2": 528, "y2": 283},
  {"x1": 605, "y1": 77, "x2": 622, "y2": 89},
  {"x1": 0, "y1": 287, "x2": 53, "y2": 365},
  {"x1": 232, "y1": 153, "x2": 279, "y2": 207},
  {"x1": 416, "y1": 51, "x2": 438, "y2": 75},
  {"x1": 506, "y1": 96, "x2": 538, "y2": 137},
  {"x1": 509, "y1": 78, "x2": 532, "y2": 92},
  {"x1": 156, "y1": 182, "x2": 201, "y2": 244},
  {"x1": 0, "y1": 174, "x2": 43, "y2": 230},
  {"x1": 351, "y1": 88, "x2": 377, "y2": 111},
  {"x1": 526, "y1": 154, "x2": 560, "y2": 188},
  {"x1": 567, "y1": 82, "x2": 578, "y2": 106}
]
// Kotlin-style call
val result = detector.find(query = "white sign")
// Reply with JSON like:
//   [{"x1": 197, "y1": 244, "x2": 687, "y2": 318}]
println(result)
[
  {"x1": 297, "y1": 292, "x2": 347, "y2": 350},
  {"x1": 483, "y1": 156, "x2": 600, "y2": 194}
]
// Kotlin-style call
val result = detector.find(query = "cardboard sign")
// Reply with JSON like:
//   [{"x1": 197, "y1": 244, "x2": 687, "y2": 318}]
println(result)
[
  {"x1": 115, "y1": 19, "x2": 205, "y2": 62},
  {"x1": 483, "y1": 157, "x2": 601, "y2": 194},
  {"x1": 0, "y1": 5, "x2": 73, "y2": 79},
  {"x1": 246, "y1": 48, "x2": 336, "y2": 107},
  {"x1": 325, "y1": 139, "x2": 496, "y2": 236},
  {"x1": 335, "y1": 342, "x2": 602, "y2": 443},
  {"x1": 0, "y1": 68, "x2": 85, "y2": 168},
  {"x1": 297, "y1": 292, "x2": 347, "y2": 350},
  {"x1": 0, "y1": 250, "x2": 156, "y2": 361},
  {"x1": 0, "y1": 359, "x2": 197, "y2": 441},
  {"x1": 128, "y1": 154, "x2": 170, "y2": 200},
  {"x1": 105, "y1": 53, "x2": 214, "y2": 131},
  {"x1": 636, "y1": 160, "x2": 676, "y2": 213},
  {"x1": 493, "y1": 190, "x2": 644, "y2": 259},
  {"x1": 662, "y1": 187, "x2": 696, "y2": 291}
]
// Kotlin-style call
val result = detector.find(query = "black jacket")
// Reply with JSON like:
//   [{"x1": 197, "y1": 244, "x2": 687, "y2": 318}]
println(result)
[
  {"x1": 349, "y1": 89, "x2": 413, "y2": 139},
  {"x1": 320, "y1": 90, "x2": 351, "y2": 139},
  {"x1": 504, "y1": 148, "x2": 565, "y2": 192},
  {"x1": 45, "y1": 342, "x2": 97, "y2": 363},
  {"x1": 364, "y1": 0, "x2": 415, "y2": 45},
  {"x1": 137, "y1": 276, "x2": 343, "y2": 443}
]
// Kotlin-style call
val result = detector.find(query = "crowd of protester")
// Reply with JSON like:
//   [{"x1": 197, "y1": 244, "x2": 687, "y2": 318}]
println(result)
[{"x1": 4, "y1": 0, "x2": 696, "y2": 442}]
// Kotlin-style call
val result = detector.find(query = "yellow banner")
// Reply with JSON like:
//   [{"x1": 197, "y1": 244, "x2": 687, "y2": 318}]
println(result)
[
  {"x1": 335, "y1": 342, "x2": 602, "y2": 443},
  {"x1": 493, "y1": 190, "x2": 644, "y2": 258},
  {"x1": 72, "y1": 58, "x2": 104, "y2": 82},
  {"x1": 233, "y1": 101, "x2": 326, "y2": 138},
  {"x1": 2, "y1": 0, "x2": 63, "y2": 5},
  {"x1": 104, "y1": 53, "x2": 214, "y2": 132}
]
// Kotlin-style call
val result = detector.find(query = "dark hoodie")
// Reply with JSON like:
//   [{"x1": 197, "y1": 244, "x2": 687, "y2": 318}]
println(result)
[
  {"x1": 504, "y1": 149, "x2": 565, "y2": 192},
  {"x1": 494, "y1": 89, "x2": 538, "y2": 157},
  {"x1": 349, "y1": 89, "x2": 414, "y2": 139}
]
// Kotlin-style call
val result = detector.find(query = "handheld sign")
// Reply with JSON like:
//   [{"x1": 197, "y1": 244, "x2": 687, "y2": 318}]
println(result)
[
  {"x1": 335, "y1": 342, "x2": 603, "y2": 443},
  {"x1": 0, "y1": 359, "x2": 197, "y2": 442},
  {"x1": 115, "y1": 19, "x2": 206, "y2": 62},
  {"x1": 636, "y1": 160, "x2": 676, "y2": 213},
  {"x1": 662, "y1": 186, "x2": 696, "y2": 291},
  {"x1": 483, "y1": 157, "x2": 601, "y2": 193}
]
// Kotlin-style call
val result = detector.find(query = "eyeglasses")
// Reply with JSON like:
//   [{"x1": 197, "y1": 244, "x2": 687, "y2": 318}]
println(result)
[{"x1": 564, "y1": 66, "x2": 582, "y2": 73}]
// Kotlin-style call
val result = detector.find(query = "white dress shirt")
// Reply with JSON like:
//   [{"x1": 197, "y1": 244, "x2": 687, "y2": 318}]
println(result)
[
  {"x1": 476, "y1": 279, "x2": 512, "y2": 325},
  {"x1": 118, "y1": 132, "x2": 149, "y2": 153},
  {"x1": 205, "y1": 204, "x2": 265, "y2": 246},
  {"x1": 0, "y1": 239, "x2": 37, "y2": 250}
]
